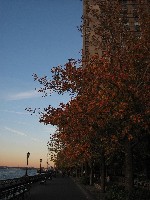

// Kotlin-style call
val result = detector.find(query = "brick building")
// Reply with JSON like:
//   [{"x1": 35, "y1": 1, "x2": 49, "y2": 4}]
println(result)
[{"x1": 82, "y1": 0, "x2": 149, "y2": 59}]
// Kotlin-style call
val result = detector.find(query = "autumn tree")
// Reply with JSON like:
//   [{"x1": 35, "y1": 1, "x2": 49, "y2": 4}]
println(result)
[
  {"x1": 82, "y1": 0, "x2": 150, "y2": 195},
  {"x1": 27, "y1": 0, "x2": 150, "y2": 198}
]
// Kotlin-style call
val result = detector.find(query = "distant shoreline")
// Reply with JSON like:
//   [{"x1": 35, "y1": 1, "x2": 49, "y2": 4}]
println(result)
[{"x1": 0, "y1": 166, "x2": 36, "y2": 170}]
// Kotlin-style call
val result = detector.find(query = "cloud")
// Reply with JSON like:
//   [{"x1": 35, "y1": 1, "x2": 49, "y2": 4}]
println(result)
[
  {"x1": 43, "y1": 126, "x2": 56, "y2": 133},
  {"x1": 1, "y1": 109, "x2": 29, "y2": 115},
  {"x1": 7, "y1": 90, "x2": 41, "y2": 100},
  {"x1": 31, "y1": 137, "x2": 45, "y2": 143},
  {"x1": 4, "y1": 127, "x2": 27, "y2": 136},
  {"x1": 4, "y1": 127, "x2": 45, "y2": 144}
]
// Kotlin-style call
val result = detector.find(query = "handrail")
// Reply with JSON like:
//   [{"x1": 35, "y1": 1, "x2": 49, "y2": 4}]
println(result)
[{"x1": 0, "y1": 173, "x2": 51, "y2": 191}]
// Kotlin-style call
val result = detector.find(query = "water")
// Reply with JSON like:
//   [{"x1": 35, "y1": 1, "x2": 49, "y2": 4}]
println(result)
[{"x1": 0, "y1": 167, "x2": 37, "y2": 180}]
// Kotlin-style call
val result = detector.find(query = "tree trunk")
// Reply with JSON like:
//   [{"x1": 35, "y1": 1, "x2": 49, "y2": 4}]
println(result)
[
  {"x1": 85, "y1": 161, "x2": 88, "y2": 177},
  {"x1": 75, "y1": 167, "x2": 78, "y2": 178},
  {"x1": 125, "y1": 140, "x2": 133, "y2": 197},
  {"x1": 81, "y1": 163, "x2": 84, "y2": 177},
  {"x1": 101, "y1": 152, "x2": 106, "y2": 193},
  {"x1": 89, "y1": 167, "x2": 93, "y2": 185},
  {"x1": 89, "y1": 160, "x2": 93, "y2": 185}
]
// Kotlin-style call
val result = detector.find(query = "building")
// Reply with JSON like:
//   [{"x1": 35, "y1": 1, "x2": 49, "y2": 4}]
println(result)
[
  {"x1": 81, "y1": 0, "x2": 150, "y2": 185},
  {"x1": 82, "y1": 0, "x2": 149, "y2": 59}
]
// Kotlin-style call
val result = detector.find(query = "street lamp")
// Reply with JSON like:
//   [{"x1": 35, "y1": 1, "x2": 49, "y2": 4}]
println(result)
[
  {"x1": 40, "y1": 159, "x2": 42, "y2": 174},
  {"x1": 25, "y1": 152, "x2": 30, "y2": 176},
  {"x1": 47, "y1": 153, "x2": 49, "y2": 170}
]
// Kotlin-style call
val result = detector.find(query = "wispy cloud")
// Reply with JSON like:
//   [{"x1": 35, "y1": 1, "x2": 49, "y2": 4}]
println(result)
[
  {"x1": 4, "y1": 127, "x2": 27, "y2": 136},
  {"x1": 31, "y1": 137, "x2": 45, "y2": 143},
  {"x1": 43, "y1": 126, "x2": 56, "y2": 133},
  {"x1": 7, "y1": 90, "x2": 41, "y2": 100},
  {"x1": 4, "y1": 126, "x2": 45, "y2": 143},
  {"x1": 1, "y1": 109, "x2": 29, "y2": 115}
]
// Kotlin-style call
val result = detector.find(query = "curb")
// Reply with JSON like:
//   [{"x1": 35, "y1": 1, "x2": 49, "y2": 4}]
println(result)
[{"x1": 71, "y1": 177, "x2": 99, "y2": 200}]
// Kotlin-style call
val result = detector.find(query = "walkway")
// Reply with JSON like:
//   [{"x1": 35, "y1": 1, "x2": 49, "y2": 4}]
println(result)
[{"x1": 28, "y1": 175, "x2": 95, "y2": 200}]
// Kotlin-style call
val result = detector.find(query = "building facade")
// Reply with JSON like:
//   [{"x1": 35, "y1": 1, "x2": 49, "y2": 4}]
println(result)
[{"x1": 82, "y1": 0, "x2": 149, "y2": 59}]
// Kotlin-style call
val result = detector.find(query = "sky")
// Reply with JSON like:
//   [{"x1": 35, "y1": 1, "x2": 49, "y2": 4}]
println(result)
[{"x1": 0, "y1": 0, "x2": 82, "y2": 168}]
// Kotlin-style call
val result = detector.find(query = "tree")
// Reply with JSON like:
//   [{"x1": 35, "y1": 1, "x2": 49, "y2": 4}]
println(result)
[
  {"x1": 82, "y1": 0, "x2": 150, "y2": 195},
  {"x1": 27, "y1": 0, "x2": 150, "y2": 197}
]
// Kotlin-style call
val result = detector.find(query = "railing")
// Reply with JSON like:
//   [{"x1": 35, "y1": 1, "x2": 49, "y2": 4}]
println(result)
[
  {"x1": 0, "y1": 183, "x2": 30, "y2": 200},
  {"x1": 0, "y1": 173, "x2": 52, "y2": 200}
]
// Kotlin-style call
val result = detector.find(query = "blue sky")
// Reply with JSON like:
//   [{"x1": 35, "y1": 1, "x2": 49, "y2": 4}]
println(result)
[{"x1": 0, "y1": 0, "x2": 82, "y2": 168}]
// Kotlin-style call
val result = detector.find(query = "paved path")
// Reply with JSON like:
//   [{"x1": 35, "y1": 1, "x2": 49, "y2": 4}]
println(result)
[{"x1": 28, "y1": 175, "x2": 93, "y2": 200}]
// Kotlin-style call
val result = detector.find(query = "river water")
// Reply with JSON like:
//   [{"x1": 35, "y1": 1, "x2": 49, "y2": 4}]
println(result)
[{"x1": 0, "y1": 168, "x2": 37, "y2": 180}]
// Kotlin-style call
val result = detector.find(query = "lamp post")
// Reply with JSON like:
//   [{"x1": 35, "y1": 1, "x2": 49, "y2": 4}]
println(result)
[
  {"x1": 47, "y1": 153, "x2": 49, "y2": 170},
  {"x1": 40, "y1": 159, "x2": 42, "y2": 174},
  {"x1": 25, "y1": 152, "x2": 30, "y2": 176}
]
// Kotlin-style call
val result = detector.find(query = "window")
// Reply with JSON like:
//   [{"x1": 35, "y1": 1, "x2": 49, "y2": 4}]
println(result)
[
  {"x1": 85, "y1": 35, "x2": 89, "y2": 43},
  {"x1": 133, "y1": 10, "x2": 138, "y2": 18},
  {"x1": 120, "y1": 0, "x2": 128, "y2": 4},
  {"x1": 132, "y1": 3, "x2": 138, "y2": 11},
  {"x1": 85, "y1": 40, "x2": 90, "y2": 47},
  {"x1": 85, "y1": 27, "x2": 90, "y2": 34},
  {"x1": 134, "y1": 17, "x2": 139, "y2": 22},
  {"x1": 134, "y1": 22, "x2": 140, "y2": 31},
  {"x1": 123, "y1": 17, "x2": 129, "y2": 24},
  {"x1": 124, "y1": 22, "x2": 130, "y2": 30},
  {"x1": 101, "y1": 41, "x2": 107, "y2": 50}
]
